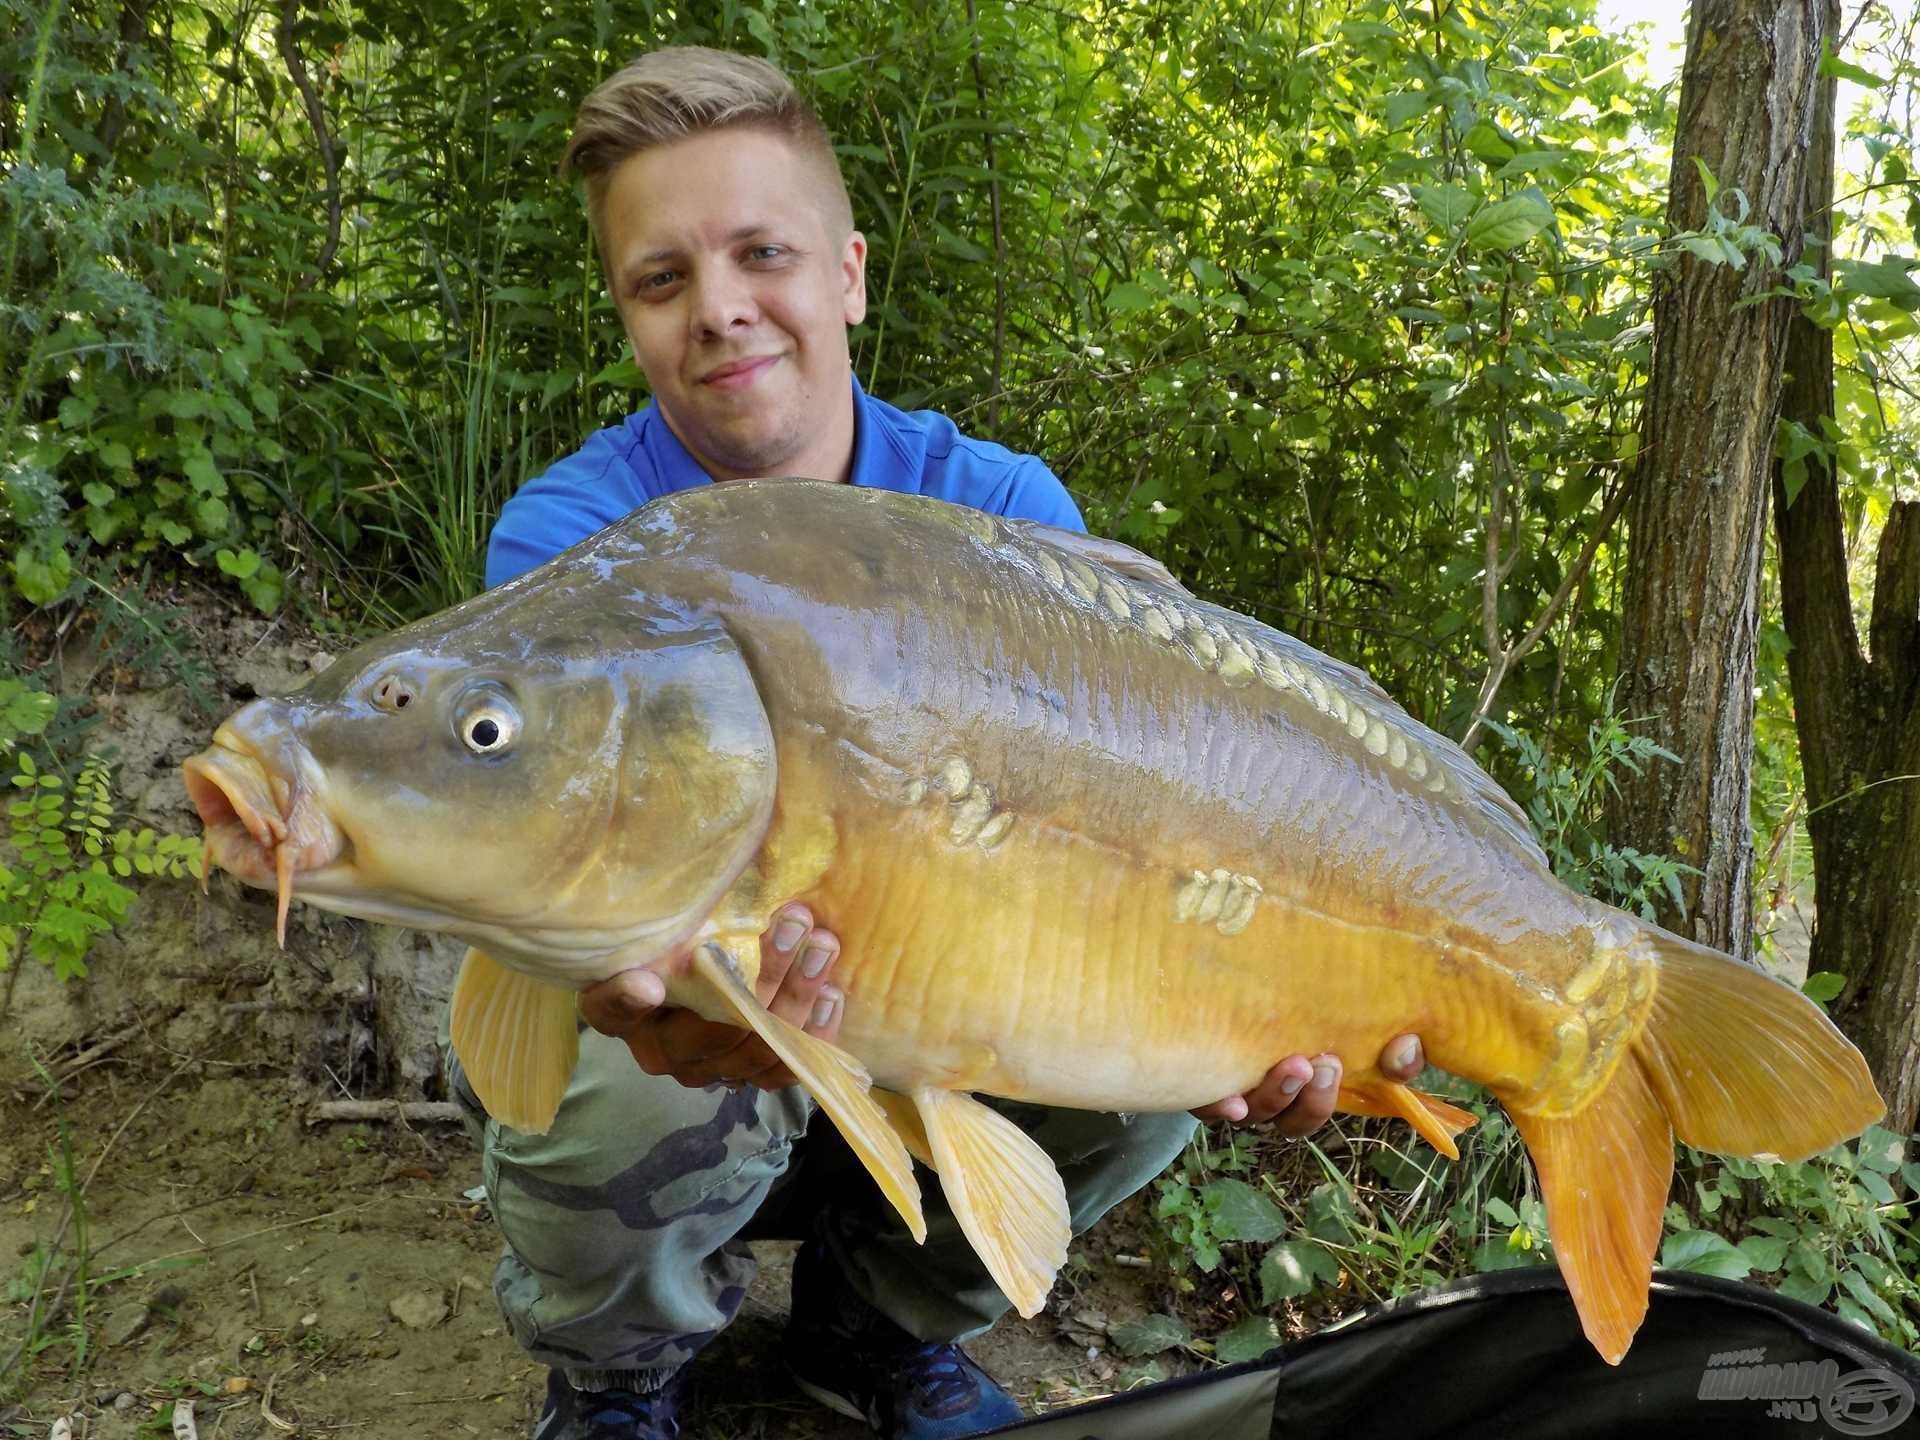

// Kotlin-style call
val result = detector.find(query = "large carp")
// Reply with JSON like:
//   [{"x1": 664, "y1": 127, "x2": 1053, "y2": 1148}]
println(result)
[{"x1": 183, "y1": 480, "x2": 1881, "y2": 1364}]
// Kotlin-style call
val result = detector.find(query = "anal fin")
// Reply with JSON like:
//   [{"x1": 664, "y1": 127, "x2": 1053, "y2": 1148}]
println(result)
[
  {"x1": 686, "y1": 944, "x2": 925, "y2": 1243},
  {"x1": 912, "y1": 1088, "x2": 1071, "y2": 1318},
  {"x1": 450, "y1": 946, "x2": 581, "y2": 1135},
  {"x1": 1338, "y1": 1079, "x2": 1477, "y2": 1160},
  {"x1": 1505, "y1": 1056, "x2": 1673, "y2": 1365}
]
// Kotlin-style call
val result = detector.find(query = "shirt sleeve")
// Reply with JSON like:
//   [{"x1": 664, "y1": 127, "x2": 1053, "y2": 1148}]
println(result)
[
  {"x1": 995, "y1": 457, "x2": 1086, "y2": 533},
  {"x1": 485, "y1": 441, "x2": 637, "y2": 587}
]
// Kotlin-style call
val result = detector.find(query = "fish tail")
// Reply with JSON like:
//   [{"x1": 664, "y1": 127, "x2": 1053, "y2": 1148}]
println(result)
[
  {"x1": 1632, "y1": 928, "x2": 1883, "y2": 1162},
  {"x1": 1507, "y1": 927, "x2": 1883, "y2": 1366}
]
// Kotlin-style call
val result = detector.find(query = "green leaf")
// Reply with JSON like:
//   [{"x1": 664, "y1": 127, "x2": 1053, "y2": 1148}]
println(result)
[
  {"x1": 1735, "y1": 1235, "x2": 1791, "y2": 1273},
  {"x1": 1461, "y1": 120, "x2": 1517, "y2": 165},
  {"x1": 1820, "y1": 41, "x2": 1887, "y2": 89},
  {"x1": 1777, "y1": 1266, "x2": 1831, "y2": 1308},
  {"x1": 1660, "y1": 1230, "x2": 1751, "y2": 1280},
  {"x1": 1383, "y1": 91, "x2": 1431, "y2": 130},
  {"x1": 1110, "y1": 1313, "x2": 1190, "y2": 1357},
  {"x1": 99, "y1": 441, "x2": 133, "y2": 470},
  {"x1": 1835, "y1": 256, "x2": 1920, "y2": 311},
  {"x1": 1465, "y1": 190, "x2": 1554, "y2": 252},
  {"x1": 215, "y1": 547, "x2": 261, "y2": 580},
  {"x1": 1213, "y1": 1315, "x2": 1283, "y2": 1364},
  {"x1": 1856, "y1": 1125, "x2": 1905, "y2": 1174},
  {"x1": 1801, "y1": 971, "x2": 1846, "y2": 1003},
  {"x1": 1259, "y1": 1241, "x2": 1339, "y2": 1303},
  {"x1": 1414, "y1": 184, "x2": 1475, "y2": 231},
  {"x1": 1107, "y1": 282, "x2": 1154, "y2": 314},
  {"x1": 1206, "y1": 1179, "x2": 1287, "y2": 1243}
]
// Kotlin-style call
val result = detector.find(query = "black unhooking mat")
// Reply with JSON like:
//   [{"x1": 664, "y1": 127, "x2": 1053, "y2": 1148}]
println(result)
[{"x1": 988, "y1": 1269, "x2": 1920, "y2": 1439}]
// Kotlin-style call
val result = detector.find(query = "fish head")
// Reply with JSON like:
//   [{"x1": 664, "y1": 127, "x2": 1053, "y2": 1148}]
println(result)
[{"x1": 184, "y1": 582, "x2": 776, "y2": 980}]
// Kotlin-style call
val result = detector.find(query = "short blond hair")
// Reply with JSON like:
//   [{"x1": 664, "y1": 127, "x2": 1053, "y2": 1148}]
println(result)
[{"x1": 565, "y1": 47, "x2": 853, "y2": 237}]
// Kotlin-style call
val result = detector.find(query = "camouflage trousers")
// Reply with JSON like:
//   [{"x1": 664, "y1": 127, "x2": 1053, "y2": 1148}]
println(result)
[{"x1": 450, "y1": 1028, "x2": 1196, "y2": 1393}]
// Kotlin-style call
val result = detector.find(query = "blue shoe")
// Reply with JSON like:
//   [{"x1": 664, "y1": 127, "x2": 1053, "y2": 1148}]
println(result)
[
  {"x1": 532, "y1": 1368, "x2": 686, "y2": 1440},
  {"x1": 785, "y1": 1239, "x2": 1024, "y2": 1439}
]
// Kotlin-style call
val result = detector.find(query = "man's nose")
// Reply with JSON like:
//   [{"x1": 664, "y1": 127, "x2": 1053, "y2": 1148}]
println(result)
[{"x1": 687, "y1": 267, "x2": 756, "y2": 337}]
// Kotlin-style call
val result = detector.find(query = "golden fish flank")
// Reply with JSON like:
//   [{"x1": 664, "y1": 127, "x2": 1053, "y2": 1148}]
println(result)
[{"x1": 1172, "y1": 867, "x2": 1263, "y2": 937}]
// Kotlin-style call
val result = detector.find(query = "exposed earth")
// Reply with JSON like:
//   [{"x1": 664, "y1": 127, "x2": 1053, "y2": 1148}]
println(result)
[{"x1": 0, "y1": 599, "x2": 1195, "y2": 1439}]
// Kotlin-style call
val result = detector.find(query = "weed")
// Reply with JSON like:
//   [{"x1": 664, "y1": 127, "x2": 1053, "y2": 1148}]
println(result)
[{"x1": 0, "y1": 674, "x2": 201, "y2": 997}]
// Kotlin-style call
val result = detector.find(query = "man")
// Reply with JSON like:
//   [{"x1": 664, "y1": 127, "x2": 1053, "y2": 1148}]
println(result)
[{"x1": 464, "y1": 46, "x2": 1426, "y2": 1440}]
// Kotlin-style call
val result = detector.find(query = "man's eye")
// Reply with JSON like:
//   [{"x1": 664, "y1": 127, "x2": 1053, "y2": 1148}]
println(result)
[
  {"x1": 747, "y1": 245, "x2": 784, "y2": 263},
  {"x1": 636, "y1": 270, "x2": 678, "y2": 294}
]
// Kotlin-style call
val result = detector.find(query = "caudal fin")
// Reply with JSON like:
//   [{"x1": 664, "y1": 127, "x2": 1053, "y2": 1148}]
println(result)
[
  {"x1": 1509, "y1": 927, "x2": 1883, "y2": 1366},
  {"x1": 1634, "y1": 930, "x2": 1884, "y2": 1160}
]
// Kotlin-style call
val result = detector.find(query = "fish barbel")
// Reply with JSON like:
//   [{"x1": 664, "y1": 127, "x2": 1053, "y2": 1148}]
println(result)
[{"x1": 182, "y1": 480, "x2": 1882, "y2": 1364}]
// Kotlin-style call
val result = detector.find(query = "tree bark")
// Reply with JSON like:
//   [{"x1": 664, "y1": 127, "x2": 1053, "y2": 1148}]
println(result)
[{"x1": 1611, "y1": 1, "x2": 1834, "y2": 960}]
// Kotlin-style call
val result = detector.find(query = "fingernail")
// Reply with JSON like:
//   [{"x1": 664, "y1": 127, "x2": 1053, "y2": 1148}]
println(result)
[
  {"x1": 810, "y1": 991, "x2": 839, "y2": 1030},
  {"x1": 1312, "y1": 1061, "x2": 1338, "y2": 1091},
  {"x1": 1387, "y1": 1035, "x2": 1422, "y2": 1073},
  {"x1": 772, "y1": 919, "x2": 807, "y2": 953},
  {"x1": 1279, "y1": 1073, "x2": 1307, "y2": 1097},
  {"x1": 801, "y1": 940, "x2": 834, "y2": 979}
]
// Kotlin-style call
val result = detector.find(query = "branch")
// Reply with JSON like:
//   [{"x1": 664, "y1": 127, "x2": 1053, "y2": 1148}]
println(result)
[
  {"x1": 1459, "y1": 473, "x2": 1636, "y2": 752},
  {"x1": 965, "y1": 0, "x2": 1007, "y2": 435},
  {"x1": 275, "y1": 0, "x2": 341, "y2": 291}
]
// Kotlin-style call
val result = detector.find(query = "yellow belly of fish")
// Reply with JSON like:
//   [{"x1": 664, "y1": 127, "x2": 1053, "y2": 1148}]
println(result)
[{"x1": 799, "y1": 793, "x2": 1546, "y2": 1112}]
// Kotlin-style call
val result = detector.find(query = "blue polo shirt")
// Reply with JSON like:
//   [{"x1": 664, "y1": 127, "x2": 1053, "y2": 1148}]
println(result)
[{"x1": 485, "y1": 377, "x2": 1082, "y2": 586}]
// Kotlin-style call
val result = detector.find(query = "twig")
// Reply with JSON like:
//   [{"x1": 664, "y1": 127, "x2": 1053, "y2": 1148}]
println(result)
[
  {"x1": 965, "y1": 0, "x2": 1007, "y2": 433},
  {"x1": 261, "y1": 1370, "x2": 297, "y2": 1433},
  {"x1": 305, "y1": 1100, "x2": 465, "y2": 1126},
  {"x1": 1459, "y1": 473, "x2": 1638, "y2": 752},
  {"x1": 274, "y1": 0, "x2": 341, "y2": 290}
]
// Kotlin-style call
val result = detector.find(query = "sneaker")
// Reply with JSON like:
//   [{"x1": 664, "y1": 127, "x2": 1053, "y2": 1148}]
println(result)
[
  {"x1": 785, "y1": 1239, "x2": 1024, "y2": 1439},
  {"x1": 532, "y1": 1368, "x2": 686, "y2": 1440}
]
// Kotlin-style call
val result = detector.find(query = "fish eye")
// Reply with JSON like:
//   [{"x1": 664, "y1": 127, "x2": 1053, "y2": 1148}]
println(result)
[
  {"x1": 372, "y1": 674, "x2": 417, "y2": 712},
  {"x1": 460, "y1": 704, "x2": 518, "y2": 755}
]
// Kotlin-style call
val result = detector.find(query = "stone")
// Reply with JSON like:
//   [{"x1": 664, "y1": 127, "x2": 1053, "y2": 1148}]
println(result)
[{"x1": 387, "y1": 1288, "x2": 449, "y2": 1330}]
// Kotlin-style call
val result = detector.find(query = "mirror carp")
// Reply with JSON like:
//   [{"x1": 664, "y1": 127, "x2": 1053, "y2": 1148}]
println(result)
[{"x1": 183, "y1": 479, "x2": 1883, "y2": 1365}]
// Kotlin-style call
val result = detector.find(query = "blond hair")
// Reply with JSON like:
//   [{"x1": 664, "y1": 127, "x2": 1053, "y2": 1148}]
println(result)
[{"x1": 565, "y1": 47, "x2": 853, "y2": 236}]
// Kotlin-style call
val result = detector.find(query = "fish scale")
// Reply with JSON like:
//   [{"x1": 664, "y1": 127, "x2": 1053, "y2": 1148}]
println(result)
[{"x1": 183, "y1": 478, "x2": 1883, "y2": 1366}]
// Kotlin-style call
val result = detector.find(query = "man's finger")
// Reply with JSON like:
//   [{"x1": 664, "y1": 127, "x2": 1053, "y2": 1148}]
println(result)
[
  {"x1": 756, "y1": 902, "x2": 814, "y2": 1007},
  {"x1": 1272, "y1": 1053, "x2": 1341, "y2": 1138},
  {"x1": 1380, "y1": 1033, "x2": 1424, "y2": 1080},
  {"x1": 580, "y1": 968, "x2": 668, "y2": 1038}
]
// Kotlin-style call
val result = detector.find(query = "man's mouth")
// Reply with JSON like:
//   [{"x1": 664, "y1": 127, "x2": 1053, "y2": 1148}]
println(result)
[
  {"x1": 700, "y1": 354, "x2": 781, "y2": 391},
  {"x1": 183, "y1": 729, "x2": 346, "y2": 946}
]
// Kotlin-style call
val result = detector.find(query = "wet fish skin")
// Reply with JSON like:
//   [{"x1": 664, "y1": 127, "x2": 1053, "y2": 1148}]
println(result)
[{"x1": 183, "y1": 479, "x2": 1884, "y2": 1365}]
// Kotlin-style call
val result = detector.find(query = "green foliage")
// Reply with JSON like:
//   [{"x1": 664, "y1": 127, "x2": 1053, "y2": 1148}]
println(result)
[
  {"x1": 0, "y1": 684, "x2": 200, "y2": 985},
  {"x1": 1669, "y1": 1129, "x2": 1919, "y2": 1349},
  {"x1": 1491, "y1": 700, "x2": 1699, "y2": 919}
]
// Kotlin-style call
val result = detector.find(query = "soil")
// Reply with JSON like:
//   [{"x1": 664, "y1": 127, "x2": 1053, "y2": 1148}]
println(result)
[{"x1": 0, "y1": 599, "x2": 1187, "y2": 1439}]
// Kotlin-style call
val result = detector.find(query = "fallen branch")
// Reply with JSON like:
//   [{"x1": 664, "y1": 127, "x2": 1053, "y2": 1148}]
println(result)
[{"x1": 306, "y1": 1100, "x2": 465, "y2": 1127}]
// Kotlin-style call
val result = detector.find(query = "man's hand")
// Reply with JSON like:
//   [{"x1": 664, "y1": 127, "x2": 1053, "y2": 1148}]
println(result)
[
  {"x1": 579, "y1": 902, "x2": 844, "y2": 1091},
  {"x1": 1191, "y1": 1034, "x2": 1425, "y2": 1138}
]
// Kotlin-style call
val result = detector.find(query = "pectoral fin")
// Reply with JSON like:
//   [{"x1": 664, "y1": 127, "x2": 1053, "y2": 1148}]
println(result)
[
  {"x1": 687, "y1": 944, "x2": 925, "y2": 1243},
  {"x1": 911, "y1": 1087, "x2": 1070, "y2": 1318},
  {"x1": 1337, "y1": 1079, "x2": 1477, "y2": 1160},
  {"x1": 450, "y1": 946, "x2": 580, "y2": 1135}
]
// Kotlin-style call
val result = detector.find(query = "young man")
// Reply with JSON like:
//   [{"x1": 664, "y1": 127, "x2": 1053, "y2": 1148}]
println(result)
[{"x1": 465, "y1": 46, "x2": 1426, "y2": 1440}]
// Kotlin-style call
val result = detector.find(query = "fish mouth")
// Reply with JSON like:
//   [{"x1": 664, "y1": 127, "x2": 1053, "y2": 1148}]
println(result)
[{"x1": 183, "y1": 728, "x2": 346, "y2": 946}]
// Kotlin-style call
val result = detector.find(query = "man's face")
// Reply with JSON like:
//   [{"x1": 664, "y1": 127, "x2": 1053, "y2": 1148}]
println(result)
[{"x1": 596, "y1": 127, "x2": 867, "y2": 481}]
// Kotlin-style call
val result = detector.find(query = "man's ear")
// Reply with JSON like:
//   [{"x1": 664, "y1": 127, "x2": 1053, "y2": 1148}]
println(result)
[{"x1": 841, "y1": 230, "x2": 868, "y2": 327}]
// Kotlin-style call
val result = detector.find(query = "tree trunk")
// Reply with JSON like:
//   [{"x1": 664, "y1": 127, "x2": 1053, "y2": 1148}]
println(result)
[
  {"x1": 1611, "y1": 1, "x2": 1834, "y2": 960},
  {"x1": 1773, "y1": 15, "x2": 1920, "y2": 1132}
]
